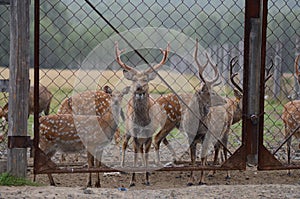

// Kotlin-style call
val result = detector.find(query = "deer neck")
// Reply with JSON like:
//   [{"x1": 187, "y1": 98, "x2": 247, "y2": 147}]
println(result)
[
  {"x1": 132, "y1": 94, "x2": 151, "y2": 126},
  {"x1": 110, "y1": 104, "x2": 121, "y2": 126},
  {"x1": 196, "y1": 93, "x2": 211, "y2": 119}
]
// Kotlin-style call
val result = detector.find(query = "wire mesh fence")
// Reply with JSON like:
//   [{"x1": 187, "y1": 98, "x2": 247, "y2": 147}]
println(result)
[
  {"x1": 0, "y1": 0, "x2": 300, "y2": 183},
  {"x1": 264, "y1": 1, "x2": 300, "y2": 165}
]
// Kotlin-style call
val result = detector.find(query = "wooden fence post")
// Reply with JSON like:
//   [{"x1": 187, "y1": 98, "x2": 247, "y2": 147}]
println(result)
[{"x1": 7, "y1": 0, "x2": 30, "y2": 177}]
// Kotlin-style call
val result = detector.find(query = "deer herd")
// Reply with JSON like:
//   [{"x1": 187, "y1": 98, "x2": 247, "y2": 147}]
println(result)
[{"x1": 1, "y1": 40, "x2": 300, "y2": 187}]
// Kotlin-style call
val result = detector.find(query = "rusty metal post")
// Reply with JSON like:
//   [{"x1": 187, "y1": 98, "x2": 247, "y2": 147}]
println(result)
[
  {"x1": 33, "y1": 0, "x2": 40, "y2": 177},
  {"x1": 243, "y1": 0, "x2": 268, "y2": 166},
  {"x1": 7, "y1": 0, "x2": 30, "y2": 177}
]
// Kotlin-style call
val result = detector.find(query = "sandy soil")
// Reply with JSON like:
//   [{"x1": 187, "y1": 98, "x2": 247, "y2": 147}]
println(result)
[{"x1": 1, "y1": 167, "x2": 300, "y2": 198}]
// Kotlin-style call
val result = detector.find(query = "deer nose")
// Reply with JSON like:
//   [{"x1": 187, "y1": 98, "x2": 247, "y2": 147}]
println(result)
[{"x1": 136, "y1": 85, "x2": 143, "y2": 91}]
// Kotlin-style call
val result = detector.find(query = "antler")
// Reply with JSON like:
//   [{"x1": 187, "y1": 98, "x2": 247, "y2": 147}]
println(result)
[
  {"x1": 145, "y1": 43, "x2": 170, "y2": 74},
  {"x1": 265, "y1": 59, "x2": 274, "y2": 83},
  {"x1": 115, "y1": 41, "x2": 169, "y2": 74},
  {"x1": 229, "y1": 57, "x2": 243, "y2": 93},
  {"x1": 194, "y1": 38, "x2": 220, "y2": 87},
  {"x1": 115, "y1": 42, "x2": 139, "y2": 74},
  {"x1": 295, "y1": 54, "x2": 300, "y2": 82}
]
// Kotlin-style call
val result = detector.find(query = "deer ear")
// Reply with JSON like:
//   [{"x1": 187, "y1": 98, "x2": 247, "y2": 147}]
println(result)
[
  {"x1": 123, "y1": 70, "x2": 135, "y2": 80},
  {"x1": 147, "y1": 72, "x2": 157, "y2": 81},
  {"x1": 122, "y1": 86, "x2": 131, "y2": 95}
]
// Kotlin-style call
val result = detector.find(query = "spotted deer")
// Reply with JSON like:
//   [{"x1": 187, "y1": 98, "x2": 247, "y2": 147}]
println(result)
[
  {"x1": 153, "y1": 53, "x2": 226, "y2": 165},
  {"x1": 206, "y1": 57, "x2": 244, "y2": 179},
  {"x1": 57, "y1": 85, "x2": 122, "y2": 162},
  {"x1": 282, "y1": 54, "x2": 300, "y2": 171},
  {"x1": 209, "y1": 57, "x2": 273, "y2": 179},
  {"x1": 182, "y1": 39, "x2": 231, "y2": 186},
  {"x1": 115, "y1": 41, "x2": 169, "y2": 186},
  {"x1": 39, "y1": 86, "x2": 130, "y2": 187}
]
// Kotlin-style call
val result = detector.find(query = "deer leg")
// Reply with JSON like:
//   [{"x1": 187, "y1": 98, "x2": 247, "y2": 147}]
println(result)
[
  {"x1": 94, "y1": 151, "x2": 102, "y2": 188},
  {"x1": 199, "y1": 134, "x2": 212, "y2": 185},
  {"x1": 121, "y1": 134, "x2": 131, "y2": 167},
  {"x1": 199, "y1": 157, "x2": 207, "y2": 185},
  {"x1": 222, "y1": 133, "x2": 230, "y2": 179},
  {"x1": 95, "y1": 159, "x2": 101, "y2": 188},
  {"x1": 287, "y1": 136, "x2": 292, "y2": 176},
  {"x1": 154, "y1": 124, "x2": 176, "y2": 165},
  {"x1": 86, "y1": 152, "x2": 94, "y2": 187},
  {"x1": 44, "y1": 151, "x2": 56, "y2": 186},
  {"x1": 153, "y1": 138, "x2": 162, "y2": 165},
  {"x1": 163, "y1": 138, "x2": 177, "y2": 162},
  {"x1": 60, "y1": 154, "x2": 66, "y2": 163},
  {"x1": 47, "y1": 174, "x2": 56, "y2": 186},
  {"x1": 144, "y1": 138, "x2": 152, "y2": 186},
  {"x1": 187, "y1": 142, "x2": 196, "y2": 186},
  {"x1": 208, "y1": 143, "x2": 220, "y2": 177},
  {"x1": 130, "y1": 139, "x2": 138, "y2": 187}
]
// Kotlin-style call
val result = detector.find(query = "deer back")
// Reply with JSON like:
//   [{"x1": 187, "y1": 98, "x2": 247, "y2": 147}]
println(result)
[
  {"x1": 282, "y1": 100, "x2": 300, "y2": 139},
  {"x1": 58, "y1": 90, "x2": 111, "y2": 116},
  {"x1": 29, "y1": 85, "x2": 53, "y2": 115}
]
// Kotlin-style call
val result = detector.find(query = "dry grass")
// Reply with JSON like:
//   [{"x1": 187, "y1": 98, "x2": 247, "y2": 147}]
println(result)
[{"x1": 0, "y1": 67, "x2": 201, "y2": 93}]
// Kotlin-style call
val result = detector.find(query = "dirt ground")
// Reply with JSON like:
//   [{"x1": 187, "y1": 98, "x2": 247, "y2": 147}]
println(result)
[{"x1": 1, "y1": 165, "x2": 300, "y2": 198}]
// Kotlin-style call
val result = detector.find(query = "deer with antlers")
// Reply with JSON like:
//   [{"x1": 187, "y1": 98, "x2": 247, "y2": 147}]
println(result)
[
  {"x1": 39, "y1": 86, "x2": 130, "y2": 187},
  {"x1": 153, "y1": 53, "x2": 226, "y2": 165},
  {"x1": 282, "y1": 54, "x2": 300, "y2": 171},
  {"x1": 182, "y1": 39, "x2": 230, "y2": 185},
  {"x1": 115, "y1": 41, "x2": 169, "y2": 186},
  {"x1": 209, "y1": 57, "x2": 273, "y2": 179}
]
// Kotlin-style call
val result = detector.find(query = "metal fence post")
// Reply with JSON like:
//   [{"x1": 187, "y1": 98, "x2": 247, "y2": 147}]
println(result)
[{"x1": 243, "y1": 0, "x2": 268, "y2": 166}]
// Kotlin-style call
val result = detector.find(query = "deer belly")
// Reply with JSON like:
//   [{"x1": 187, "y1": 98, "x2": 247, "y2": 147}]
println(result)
[{"x1": 57, "y1": 135, "x2": 85, "y2": 153}]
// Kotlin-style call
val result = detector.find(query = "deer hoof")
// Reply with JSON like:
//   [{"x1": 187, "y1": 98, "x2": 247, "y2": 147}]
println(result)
[
  {"x1": 144, "y1": 182, "x2": 150, "y2": 186},
  {"x1": 186, "y1": 182, "x2": 193, "y2": 186},
  {"x1": 208, "y1": 174, "x2": 214, "y2": 178},
  {"x1": 86, "y1": 182, "x2": 92, "y2": 188},
  {"x1": 95, "y1": 182, "x2": 101, "y2": 188},
  {"x1": 198, "y1": 182, "x2": 206, "y2": 186},
  {"x1": 225, "y1": 175, "x2": 231, "y2": 180},
  {"x1": 129, "y1": 182, "x2": 135, "y2": 187}
]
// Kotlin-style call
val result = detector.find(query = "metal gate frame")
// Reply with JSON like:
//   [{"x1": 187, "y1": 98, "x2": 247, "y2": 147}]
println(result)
[{"x1": 32, "y1": 0, "x2": 299, "y2": 179}]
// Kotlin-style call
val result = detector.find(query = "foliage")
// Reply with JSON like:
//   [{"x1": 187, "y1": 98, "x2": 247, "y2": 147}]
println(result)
[{"x1": 0, "y1": 172, "x2": 41, "y2": 186}]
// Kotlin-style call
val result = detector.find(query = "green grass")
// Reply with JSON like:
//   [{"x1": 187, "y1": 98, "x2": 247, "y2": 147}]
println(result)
[{"x1": 0, "y1": 173, "x2": 41, "y2": 186}]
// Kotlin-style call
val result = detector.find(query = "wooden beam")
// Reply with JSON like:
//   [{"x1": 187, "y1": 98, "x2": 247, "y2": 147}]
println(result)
[
  {"x1": 7, "y1": 0, "x2": 30, "y2": 178},
  {"x1": 0, "y1": 0, "x2": 10, "y2": 5}
]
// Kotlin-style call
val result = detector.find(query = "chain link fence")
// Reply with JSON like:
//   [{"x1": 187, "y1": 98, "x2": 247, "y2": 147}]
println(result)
[
  {"x1": 0, "y1": 0, "x2": 300, "y2": 182},
  {"x1": 263, "y1": 1, "x2": 300, "y2": 164}
]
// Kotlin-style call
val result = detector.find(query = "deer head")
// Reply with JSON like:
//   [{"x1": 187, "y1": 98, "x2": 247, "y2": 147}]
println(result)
[
  {"x1": 194, "y1": 39, "x2": 225, "y2": 107},
  {"x1": 115, "y1": 42, "x2": 170, "y2": 100}
]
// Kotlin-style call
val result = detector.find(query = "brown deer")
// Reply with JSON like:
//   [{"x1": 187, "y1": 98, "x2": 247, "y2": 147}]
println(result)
[
  {"x1": 183, "y1": 39, "x2": 228, "y2": 185},
  {"x1": 204, "y1": 58, "x2": 243, "y2": 179},
  {"x1": 0, "y1": 85, "x2": 52, "y2": 121},
  {"x1": 282, "y1": 54, "x2": 300, "y2": 172},
  {"x1": 115, "y1": 41, "x2": 169, "y2": 186},
  {"x1": 210, "y1": 57, "x2": 273, "y2": 179},
  {"x1": 39, "y1": 87, "x2": 129, "y2": 187},
  {"x1": 153, "y1": 55, "x2": 226, "y2": 165},
  {"x1": 57, "y1": 85, "x2": 122, "y2": 163},
  {"x1": 0, "y1": 85, "x2": 52, "y2": 149}
]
